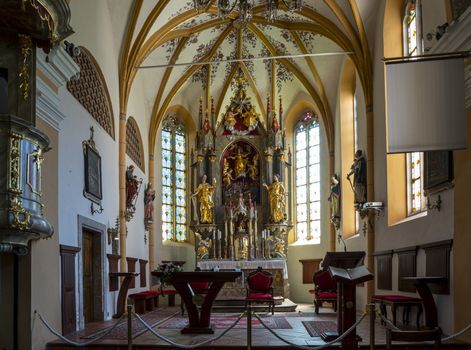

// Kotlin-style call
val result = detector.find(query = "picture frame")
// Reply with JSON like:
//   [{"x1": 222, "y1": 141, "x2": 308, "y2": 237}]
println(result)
[
  {"x1": 83, "y1": 141, "x2": 102, "y2": 204},
  {"x1": 424, "y1": 150, "x2": 454, "y2": 195}
]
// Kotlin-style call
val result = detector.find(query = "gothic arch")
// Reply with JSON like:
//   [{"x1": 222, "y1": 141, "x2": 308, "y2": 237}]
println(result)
[
  {"x1": 126, "y1": 116, "x2": 145, "y2": 172},
  {"x1": 67, "y1": 46, "x2": 115, "y2": 139}
]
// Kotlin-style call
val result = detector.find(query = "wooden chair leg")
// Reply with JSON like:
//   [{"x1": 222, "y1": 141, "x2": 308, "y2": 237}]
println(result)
[
  {"x1": 315, "y1": 301, "x2": 319, "y2": 314},
  {"x1": 386, "y1": 329, "x2": 392, "y2": 350}
]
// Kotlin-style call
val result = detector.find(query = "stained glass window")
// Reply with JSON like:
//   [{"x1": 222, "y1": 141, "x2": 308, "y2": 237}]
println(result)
[
  {"x1": 161, "y1": 115, "x2": 187, "y2": 242},
  {"x1": 403, "y1": 0, "x2": 426, "y2": 215},
  {"x1": 295, "y1": 112, "x2": 321, "y2": 244}
]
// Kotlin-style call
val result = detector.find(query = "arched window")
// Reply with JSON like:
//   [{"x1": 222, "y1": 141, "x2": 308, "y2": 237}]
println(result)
[
  {"x1": 403, "y1": 0, "x2": 426, "y2": 215},
  {"x1": 161, "y1": 115, "x2": 187, "y2": 242},
  {"x1": 295, "y1": 111, "x2": 321, "y2": 244}
]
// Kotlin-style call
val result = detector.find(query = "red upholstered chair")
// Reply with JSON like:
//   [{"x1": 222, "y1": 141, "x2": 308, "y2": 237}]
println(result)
[
  {"x1": 245, "y1": 267, "x2": 275, "y2": 315},
  {"x1": 313, "y1": 270, "x2": 337, "y2": 314}
]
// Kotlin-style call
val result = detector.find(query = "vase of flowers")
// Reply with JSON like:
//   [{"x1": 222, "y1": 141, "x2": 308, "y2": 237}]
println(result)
[{"x1": 156, "y1": 262, "x2": 183, "y2": 293}]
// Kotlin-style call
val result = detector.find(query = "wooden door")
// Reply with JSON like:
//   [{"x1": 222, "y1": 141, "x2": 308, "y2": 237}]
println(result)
[
  {"x1": 82, "y1": 230, "x2": 95, "y2": 324},
  {"x1": 60, "y1": 245, "x2": 80, "y2": 334}
]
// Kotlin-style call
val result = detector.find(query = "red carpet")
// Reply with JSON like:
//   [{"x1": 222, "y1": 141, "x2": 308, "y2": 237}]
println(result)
[
  {"x1": 302, "y1": 321, "x2": 337, "y2": 337},
  {"x1": 157, "y1": 314, "x2": 292, "y2": 330}
]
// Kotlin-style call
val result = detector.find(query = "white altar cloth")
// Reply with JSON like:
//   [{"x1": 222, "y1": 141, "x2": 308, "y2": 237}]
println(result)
[{"x1": 197, "y1": 259, "x2": 288, "y2": 279}]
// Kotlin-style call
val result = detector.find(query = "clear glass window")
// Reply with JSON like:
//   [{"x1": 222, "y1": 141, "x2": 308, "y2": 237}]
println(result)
[{"x1": 295, "y1": 112, "x2": 321, "y2": 244}]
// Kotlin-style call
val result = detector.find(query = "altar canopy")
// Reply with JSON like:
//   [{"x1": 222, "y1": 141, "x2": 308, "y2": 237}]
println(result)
[{"x1": 190, "y1": 74, "x2": 293, "y2": 298}]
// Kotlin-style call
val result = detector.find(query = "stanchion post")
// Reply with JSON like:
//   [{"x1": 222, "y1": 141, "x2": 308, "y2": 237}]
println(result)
[
  {"x1": 368, "y1": 303, "x2": 375, "y2": 350},
  {"x1": 127, "y1": 304, "x2": 133, "y2": 350},
  {"x1": 247, "y1": 304, "x2": 252, "y2": 350}
]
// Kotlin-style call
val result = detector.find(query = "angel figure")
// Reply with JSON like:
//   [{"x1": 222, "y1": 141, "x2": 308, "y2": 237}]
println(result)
[
  {"x1": 247, "y1": 153, "x2": 259, "y2": 180},
  {"x1": 222, "y1": 158, "x2": 234, "y2": 186}
]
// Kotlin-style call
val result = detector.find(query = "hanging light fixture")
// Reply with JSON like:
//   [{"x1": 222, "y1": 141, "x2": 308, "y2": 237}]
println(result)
[{"x1": 194, "y1": 0, "x2": 303, "y2": 24}]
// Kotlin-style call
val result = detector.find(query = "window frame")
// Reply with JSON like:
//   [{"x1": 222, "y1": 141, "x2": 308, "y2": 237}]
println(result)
[
  {"x1": 161, "y1": 115, "x2": 188, "y2": 242},
  {"x1": 294, "y1": 111, "x2": 322, "y2": 244}
]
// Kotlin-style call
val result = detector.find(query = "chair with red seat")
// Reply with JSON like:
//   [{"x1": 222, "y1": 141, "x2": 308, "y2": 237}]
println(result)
[
  {"x1": 245, "y1": 267, "x2": 275, "y2": 315},
  {"x1": 313, "y1": 270, "x2": 337, "y2": 314}
]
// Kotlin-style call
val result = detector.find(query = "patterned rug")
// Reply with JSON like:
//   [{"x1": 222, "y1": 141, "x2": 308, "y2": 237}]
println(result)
[
  {"x1": 302, "y1": 321, "x2": 337, "y2": 337},
  {"x1": 157, "y1": 314, "x2": 292, "y2": 330},
  {"x1": 81, "y1": 308, "x2": 180, "y2": 340}
]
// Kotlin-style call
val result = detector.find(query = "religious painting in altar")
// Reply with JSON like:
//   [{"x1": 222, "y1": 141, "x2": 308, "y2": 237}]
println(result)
[{"x1": 221, "y1": 140, "x2": 260, "y2": 206}]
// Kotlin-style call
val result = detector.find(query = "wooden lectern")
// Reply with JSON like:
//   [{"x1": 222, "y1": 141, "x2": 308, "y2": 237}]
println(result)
[{"x1": 319, "y1": 252, "x2": 372, "y2": 350}]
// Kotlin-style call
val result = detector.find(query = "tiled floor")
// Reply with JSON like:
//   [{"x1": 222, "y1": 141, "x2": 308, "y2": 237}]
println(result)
[{"x1": 46, "y1": 304, "x2": 470, "y2": 349}]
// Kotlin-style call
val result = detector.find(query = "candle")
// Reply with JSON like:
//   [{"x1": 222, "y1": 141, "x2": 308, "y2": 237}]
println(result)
[{"x1": 218, "y1": 230, "x2": 221, "y2": 240}]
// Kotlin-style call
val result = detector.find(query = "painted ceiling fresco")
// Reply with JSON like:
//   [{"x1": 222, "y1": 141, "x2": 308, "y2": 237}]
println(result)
[{"x1": 127, "y1": 1, "x2": 378, "y2": 133}]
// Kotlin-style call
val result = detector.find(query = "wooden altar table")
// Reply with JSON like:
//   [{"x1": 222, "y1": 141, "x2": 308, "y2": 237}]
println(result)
[
  {"x1": 197, "y1": 259, "x2": 289, "y2": 298},
  {"x1": 152, "y1": 270, "x2": 241, "y2": 334}
]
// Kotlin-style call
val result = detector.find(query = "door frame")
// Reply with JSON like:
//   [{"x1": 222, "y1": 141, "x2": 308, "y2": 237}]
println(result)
[{"x1": 77, "y1": 215, "x2": 107, "y2": 329}]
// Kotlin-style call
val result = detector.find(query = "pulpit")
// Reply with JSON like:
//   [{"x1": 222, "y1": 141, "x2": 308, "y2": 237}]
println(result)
[{"x1": 152, "y1": 271, "x2": 241, "y2": 334}]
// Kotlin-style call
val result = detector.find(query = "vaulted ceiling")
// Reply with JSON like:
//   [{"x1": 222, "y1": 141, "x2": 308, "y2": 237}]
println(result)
[{"x1": 115, "y1": 0, "x2": 380, "y2": 151}]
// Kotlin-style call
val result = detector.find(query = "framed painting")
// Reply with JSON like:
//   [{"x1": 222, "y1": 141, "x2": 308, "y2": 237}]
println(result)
[
  {"x1": 424, "y1": 151, "x2": 454, "y2": 195},
  {"x1": 83, "y1": 142, "x2": 102, "y2": 203}
]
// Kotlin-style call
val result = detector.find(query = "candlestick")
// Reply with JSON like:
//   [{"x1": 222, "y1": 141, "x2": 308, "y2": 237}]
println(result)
[
  {"x1": 254, "y1": 218, "x2": 258, "y2": 258},
  {"x1": 213, "y1": 230, "x2": 216, "y2": 259}
]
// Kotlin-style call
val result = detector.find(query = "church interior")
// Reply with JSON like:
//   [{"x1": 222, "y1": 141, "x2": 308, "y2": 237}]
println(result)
[{"x1": 0, "y1": 0, "x2": 471, "y2": 349}]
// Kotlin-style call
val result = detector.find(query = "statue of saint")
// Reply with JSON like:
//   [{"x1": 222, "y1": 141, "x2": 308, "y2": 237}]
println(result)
[
  {"x1": 224, "y1": 110, "x2": 237, "y2": 129},
  {"x1": 347, "y1": 150, "x2": 367, "y2": 206},
  {"x1": 126, "y1": 165, "x2": 140, "y2": 209},
  {"x1": 234, "y1": 191, "x2": 248, "y2": 218},
  {"x1": 243, "y1": 109, "x2": 259, "y2": 129},
  {"x1": 228, "y1": 147, "x2": 250, "y2": 178},
  {"x1": 222, "y1": 158, "x2": 234, "y2": 186},
  {"x1": 247, "y1": 153, "x2": 259, "y2": 180},
  {"x1": 263, "y1": 175, "x2": 286, "y2": 223},
  {"x1": 144, "y1": 183, "x2": 156, "y2": 229},
  {"x1": 192, "y1": 175, "x2": 217, "y2": 224},
  {"x1": 328, "y1": 174, "x2": 340, "y2": 229}
]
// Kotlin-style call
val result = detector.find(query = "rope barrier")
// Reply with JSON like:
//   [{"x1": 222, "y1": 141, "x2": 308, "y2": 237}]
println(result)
[
  {"x1": 442, "y1": 323, "x2": 471, "y2": 342},
  {"x1": 35, "y1": 311, "x2": 125, "y2": 347},
  {"x1": 376, "y1": 311, "x2": 400, "y2": 331},
  {"x1": 252, "y1": 311, "x2": 368, "y2": 350},
  {"x1": 133, "y1": 311, "x2": 246, "y2": 349},
  {"x1": 375, "y1": 309, "x2": 471, "y2": 343}
]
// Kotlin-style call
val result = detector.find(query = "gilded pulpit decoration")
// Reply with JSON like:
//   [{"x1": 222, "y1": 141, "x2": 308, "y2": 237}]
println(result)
[
  {"x1": 125, "y1": 165, "x2": 143, "y2": 221},
  {"x1": 221, "y1": 75, "x2": 260, "y2": 136},
  {"x1": 8, "y1": 133, "x2": 22, "y2": 194},
  {"x1": 263, "y1": 175, "x2": 286, "y2": 224},
  {"x1": 192, "y1": 175, "x2": 217, "y2": 224}
]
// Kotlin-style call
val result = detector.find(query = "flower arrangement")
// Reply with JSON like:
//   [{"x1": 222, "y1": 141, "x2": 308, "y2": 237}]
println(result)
[{"x1": 156, "y1": 262, "x2": 183, "y2": 291}]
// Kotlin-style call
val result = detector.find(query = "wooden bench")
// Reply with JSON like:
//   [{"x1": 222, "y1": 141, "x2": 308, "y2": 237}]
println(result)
[
  {"x1": 161, "y1": 289, "x2": 177, "y2": 306},
  {"x1": 128, "y1": 291, "x2": 161, "y2": 314},
  {"x1": 372, "y1": 295, "x2": 423, "y2": 327}
]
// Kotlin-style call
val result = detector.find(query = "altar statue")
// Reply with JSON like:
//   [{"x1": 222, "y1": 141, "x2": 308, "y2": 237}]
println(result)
[
  {"x1": 196, "y1": 234, "x2": 211, "y2": 260},
  {"x1": 224, "y1": 110, "x2": 237, "y2": 129},
  {"x1": 263, "y1": 175, "x2": 286, "y2": 223},
  {"x1": 347, "y1": 150, "x2": 367, "y2": 207},
  {"x1": 247, "y1": 153, "x2": 259, "y2": 180},
  {"x1": 222, "y1": 158, "x2": 234, "y2": 186},
  {"x1": 228, "y1": 147, "x2": 250, "y2": 178},
  {"x1": 192, "y1": 175, "x2": 217, "y2": 224},
  {"x1": 243, "y1": 109, "x2": 259, "y2": 129},
  {"x1": 272, "y1": 236, "x2": 286, "y2": 259}
]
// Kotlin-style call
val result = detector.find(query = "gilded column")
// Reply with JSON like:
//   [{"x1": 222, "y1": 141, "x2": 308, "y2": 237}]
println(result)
[
  {"x1": 148, "y1": 154, "x2": 155, "y2": 286},
  {"x1": 119, "y1": 113, "x2": 127, "y2": 274}
]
